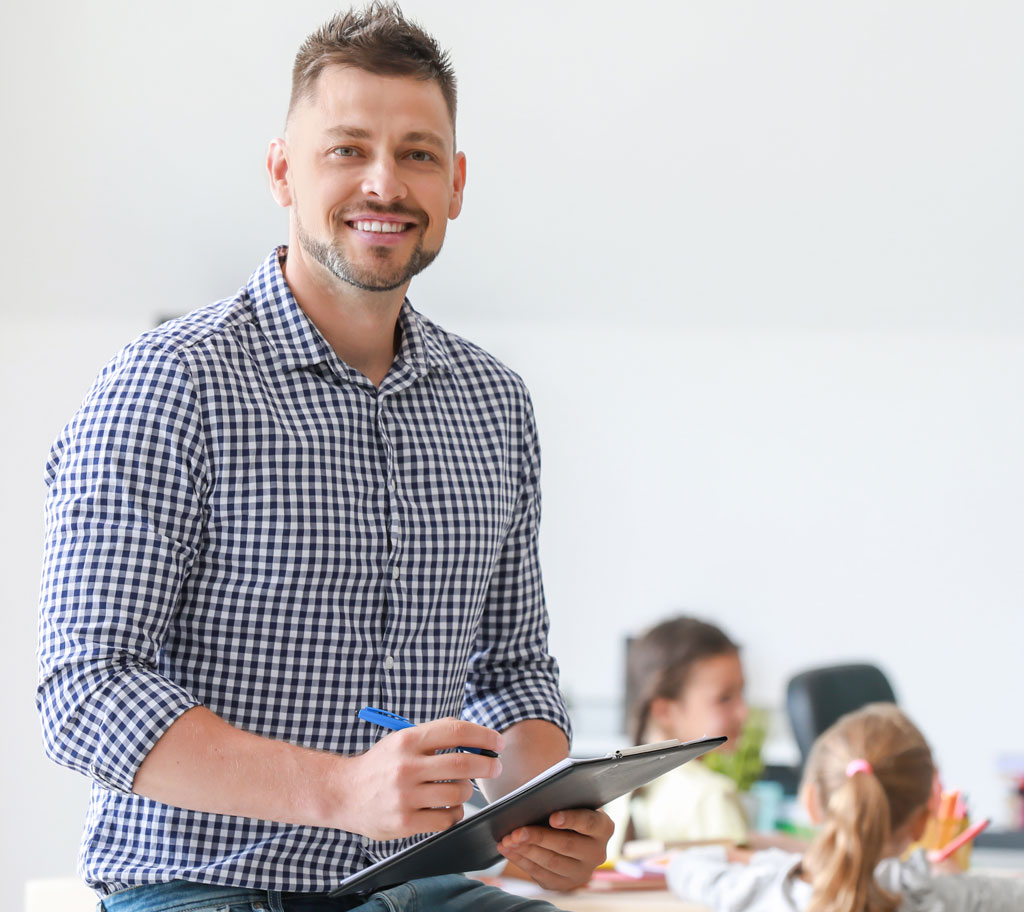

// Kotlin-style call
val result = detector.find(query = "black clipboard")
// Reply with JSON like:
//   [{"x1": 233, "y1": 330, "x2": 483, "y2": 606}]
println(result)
[{"x1": 330, "y1": 734, "x2": 727, "y2": 896}]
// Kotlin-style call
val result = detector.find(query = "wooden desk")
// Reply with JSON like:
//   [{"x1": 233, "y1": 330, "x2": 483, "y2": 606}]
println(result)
[
  {"x1": 480, "y1": 879, "x2": 708, "y2": 912},
  {"x1": 537, "y1": 889, "x2": 705, "y2": 911}
]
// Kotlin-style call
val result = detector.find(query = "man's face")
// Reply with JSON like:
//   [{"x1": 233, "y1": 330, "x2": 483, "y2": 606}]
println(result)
[{"x1": 273, "y1": 65, "x2": 465, "y2": 293}]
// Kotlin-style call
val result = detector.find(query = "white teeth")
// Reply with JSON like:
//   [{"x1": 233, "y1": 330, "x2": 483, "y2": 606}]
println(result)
[{"x1": 353, "y1": 220, "x2": 406, "y2": 233}]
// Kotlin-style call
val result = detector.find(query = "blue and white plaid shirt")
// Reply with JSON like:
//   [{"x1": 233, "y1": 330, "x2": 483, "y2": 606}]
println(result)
[{"x1": 37, "y1": 247, "x2": 570, "y2": 895}]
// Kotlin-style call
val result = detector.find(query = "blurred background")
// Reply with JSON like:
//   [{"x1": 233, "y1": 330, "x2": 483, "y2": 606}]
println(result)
[{"x1": 3, "y1": 0, "x2": 1023, "y2": 901}]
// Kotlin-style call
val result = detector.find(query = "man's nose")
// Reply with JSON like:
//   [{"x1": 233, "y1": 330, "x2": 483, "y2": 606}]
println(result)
[{"x1": 361, "y1": 157, "x2": 406, "y2": 202}]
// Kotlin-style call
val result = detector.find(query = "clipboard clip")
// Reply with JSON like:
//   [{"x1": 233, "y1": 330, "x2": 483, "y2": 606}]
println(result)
[{"x1": 610, "y1": 739, "x2": 682, "y2": 759}]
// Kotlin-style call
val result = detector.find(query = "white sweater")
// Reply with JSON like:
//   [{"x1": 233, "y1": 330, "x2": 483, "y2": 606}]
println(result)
[
  {"x1": 666, "y1": 845, "x2": 1024, "y2": 912},
  {"x1": 604, "y1": 759, "x2": 749, "y2": 860}
]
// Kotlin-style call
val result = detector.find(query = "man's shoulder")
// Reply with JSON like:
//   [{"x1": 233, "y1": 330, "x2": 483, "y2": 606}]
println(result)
[
  {"x1": 86, "y1": 294, "x2": 254, "y2": 403},
  {"x1": 108, "y1": 293, "x2": 252, "y2": 372},
  {"x1": 136, "y1": 292, "x2": 254, "y2": 359},
  {"x1": 416, "y1": 312, "x2": 531, "y2": 402}
]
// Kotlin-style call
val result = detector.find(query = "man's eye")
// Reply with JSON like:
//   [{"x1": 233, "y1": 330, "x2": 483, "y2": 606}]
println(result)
[
  {"x1": 407, "y1": 150, "x2": 434, "y2": 162},
  {"x1": 332, "y1": 147, "x2": 358, "y2": 157}
]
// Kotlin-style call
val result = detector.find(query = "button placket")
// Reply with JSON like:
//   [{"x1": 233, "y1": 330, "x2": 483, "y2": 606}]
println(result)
[{"x1": 376, "y1": 396, "x2": 401, "y2": 569}]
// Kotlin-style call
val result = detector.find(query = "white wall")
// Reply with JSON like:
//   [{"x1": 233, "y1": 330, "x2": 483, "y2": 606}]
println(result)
[{"x1": 4, "y1": 0, "x2": 1024, "y2": 902}]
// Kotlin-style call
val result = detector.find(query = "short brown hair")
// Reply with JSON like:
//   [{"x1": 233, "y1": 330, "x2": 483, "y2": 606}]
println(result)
[
  {"x1": 288, "y1": 2, "x2": 457, "y2": 129},
  {"x1": 802, "y1": 703, "x2": 935, "y2": 912},
  {"x1": 625, "y1": 616, "x2": 739, "y2": 745}
]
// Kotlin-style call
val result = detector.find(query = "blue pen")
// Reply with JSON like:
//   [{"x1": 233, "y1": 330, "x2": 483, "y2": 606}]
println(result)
[{"x1": 358, "y1": 706, "x2": 500, "y2": 758}]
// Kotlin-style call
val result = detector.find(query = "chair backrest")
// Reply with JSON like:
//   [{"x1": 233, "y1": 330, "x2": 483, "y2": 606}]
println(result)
[{"x1": 786, "y1": 663, "x2": 897, "y2": 767}]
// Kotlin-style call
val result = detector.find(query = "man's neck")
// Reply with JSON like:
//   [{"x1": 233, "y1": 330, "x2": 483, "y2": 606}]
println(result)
[{"x1": 283, "y1": 244, "x2": 408, "y2": 387}]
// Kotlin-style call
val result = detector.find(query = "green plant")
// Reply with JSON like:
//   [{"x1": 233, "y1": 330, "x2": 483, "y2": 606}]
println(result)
[{"x1": 703, "y1": 706, "x2": 767, "y2": 792}]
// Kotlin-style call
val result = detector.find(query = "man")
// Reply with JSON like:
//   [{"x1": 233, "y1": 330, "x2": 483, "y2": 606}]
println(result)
[{"x1": 36, "y1": 4, "x2": 611, "y2": 910}]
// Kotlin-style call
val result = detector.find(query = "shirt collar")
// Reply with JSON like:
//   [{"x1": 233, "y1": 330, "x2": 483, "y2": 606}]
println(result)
[
  {"x1": 247, "y1": 247, "x2": 454, "y2": 380},
  {"x1": 394, "y1": 296, "x2": 455, "y2": 378}
]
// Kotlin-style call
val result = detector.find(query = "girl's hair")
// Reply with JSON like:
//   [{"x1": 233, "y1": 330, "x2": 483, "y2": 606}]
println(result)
[
  {"x1": 802, "y1": 703, "x2": 935, "y2": 912},
  {"x1": 625, "y1": 615, "x2": 739, "y2": 745}
]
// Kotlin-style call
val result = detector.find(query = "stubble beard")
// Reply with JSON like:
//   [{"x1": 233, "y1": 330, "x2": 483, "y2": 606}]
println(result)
[{"x1": 296, "y1": 207, "x2": 441, "y2": 293}]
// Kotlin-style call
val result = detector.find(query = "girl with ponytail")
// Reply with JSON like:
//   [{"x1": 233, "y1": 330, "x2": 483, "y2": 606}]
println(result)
[
  {"x1": 800, "y1": 704, "x2": 932, "y2": 912},
  {"x1": 664, "y1": 703, "x2": 1024, "y2": 911}
]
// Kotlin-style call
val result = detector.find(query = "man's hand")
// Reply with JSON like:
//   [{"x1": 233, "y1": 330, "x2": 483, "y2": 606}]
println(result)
[
  {"x1": 496, "y1": 808, "x2": 613, "y2": 892},
  {"x1": 133, "y1": 708, "x2": 503, "y2": 840},
  {"x1": 333, "y1": 718, "x2": 504, "y2": 841}
]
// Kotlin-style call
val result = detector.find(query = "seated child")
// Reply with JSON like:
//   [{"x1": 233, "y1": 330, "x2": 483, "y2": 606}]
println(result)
[
  {"x1": 606, "y1": 615, "x2": 750, "y2": 859},
  {"x1": 666, "y1": 703, "x2": 1024, "y2": 911}
]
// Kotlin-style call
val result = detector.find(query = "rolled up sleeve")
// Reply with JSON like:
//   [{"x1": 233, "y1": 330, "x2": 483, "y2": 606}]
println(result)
[{"x1": 37, "y1": 342, "x2": 207, "y2": 793}]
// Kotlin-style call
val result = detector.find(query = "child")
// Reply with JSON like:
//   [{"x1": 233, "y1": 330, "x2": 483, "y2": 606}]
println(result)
[
  {"x1": 666, "y1": 703, "x2": 1024, "y2": 911},
  {"x1": 606, "y1": 616, "x2": 750, "y2": 859}
]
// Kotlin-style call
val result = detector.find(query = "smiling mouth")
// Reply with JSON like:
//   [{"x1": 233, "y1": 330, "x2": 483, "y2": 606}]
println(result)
[{"x1": 346, "y1": 219, "x2": 413, "y2": 234}]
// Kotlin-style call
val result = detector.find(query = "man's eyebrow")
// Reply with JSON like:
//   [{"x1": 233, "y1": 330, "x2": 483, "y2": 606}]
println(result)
[
  {"x1": 324, "y1": 125, "x2": 373, "y2": 140},
  {"x1": 323, "y1": 125, "x2": 449, "y2": 152},
  {"x1": 401, "y1": 130, "x2": 448, "y2": 151}
]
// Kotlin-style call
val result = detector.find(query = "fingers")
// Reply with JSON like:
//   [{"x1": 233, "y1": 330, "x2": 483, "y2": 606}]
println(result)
[
  {"x1": 549, "y1": 808, "x2": 614, "y2": 840},
  {"x1": 343, "y1": 719, "x2": 502, "y2": 842},
  {"x1": 415, "y1": 717, "x2": 505, "y2": 757},
  {"x1": 356, "y1": 769, "x2": 474, "y2": 838},
  {"x1": 414, "y1": 777, "x2": 475, "y2": 810},
  {"x1": 379, "y1": 741, "x2": 497, "y2": 803},
  {"x1": 496, "y1": 809, "x2": 613, "y2": 892},
  {"x1": 503, "y1": 823, "x2": 580, "y2": 859},
  {"x1": 390, "y1": 719, "x2": 503, "y2": 782},
  {"x1": 498, "y1": 829, "x2": 591, "y2": 892},
  {"x1": 501, "y1": 841, "x2": 583, "y2": 892},
  {"x1": 417, "y1": 742, "x2": 503, "y2": 782}
]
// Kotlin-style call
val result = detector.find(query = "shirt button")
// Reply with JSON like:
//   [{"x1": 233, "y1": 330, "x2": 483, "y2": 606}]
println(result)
[
  {"x1": 361, "y1": 836, "x2": 371, "y2": 847},
  {"x1": 384, "y1": 655, "x2": 395, "y2": 671},
  {"x1": 392, "y1": 565, "x2": 400, "y2": 580}
]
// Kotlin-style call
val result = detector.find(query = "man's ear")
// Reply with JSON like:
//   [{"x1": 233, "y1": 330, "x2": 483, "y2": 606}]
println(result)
[
  {"x1": 267, "y1": 138, "x2": 293, "y2": 208},
  {"x1": 448, "y1": 151, "x2": 467, "y2": 220}
]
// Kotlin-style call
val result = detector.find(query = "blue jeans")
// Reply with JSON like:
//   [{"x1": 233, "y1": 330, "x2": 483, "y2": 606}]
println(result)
[{"x1": 97, "y1": 876, "x2": 565, "y2": 912}]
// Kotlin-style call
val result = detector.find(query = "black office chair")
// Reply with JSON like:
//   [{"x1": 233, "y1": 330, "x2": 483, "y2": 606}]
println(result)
[{"x1": 786, "y1": 663, "x2": 897, "y2": 767}]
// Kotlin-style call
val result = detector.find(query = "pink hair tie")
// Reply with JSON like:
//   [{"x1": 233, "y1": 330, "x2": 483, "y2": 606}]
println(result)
[{"x1": 846, "y1": 759, "x2": 873, "y2": 778}]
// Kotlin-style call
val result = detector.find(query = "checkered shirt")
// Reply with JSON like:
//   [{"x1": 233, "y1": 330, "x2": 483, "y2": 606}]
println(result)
[{"x1": 37, "y1": 247, "x2": 571, "y2": 895}]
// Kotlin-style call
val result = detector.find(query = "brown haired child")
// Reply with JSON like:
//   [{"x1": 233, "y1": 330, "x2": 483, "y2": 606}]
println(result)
[{"x1": 606, "y1": 616, "x2": 750, "y2": 858}]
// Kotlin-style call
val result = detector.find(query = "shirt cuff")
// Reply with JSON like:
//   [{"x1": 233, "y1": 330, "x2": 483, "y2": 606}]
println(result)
[
  {"x1": 78, "y1": 666, "x2": 201, "y2": 794},
  {"x1": 463, "y1": 679, "x2": 573, "y2": 746}
]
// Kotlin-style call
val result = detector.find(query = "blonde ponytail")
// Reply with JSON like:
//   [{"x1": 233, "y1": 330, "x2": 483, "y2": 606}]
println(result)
[
  {"x1": 804, "y1": 771, "x2": 900, "y2": 912},
  {"x1": 801, "y1": 704, "x2": 934, "y2": 912}
]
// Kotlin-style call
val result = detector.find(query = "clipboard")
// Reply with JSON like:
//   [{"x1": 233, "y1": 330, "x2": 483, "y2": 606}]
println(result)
[{"x1": 330, "y1": 734, "x2": 727, "y2": 896}]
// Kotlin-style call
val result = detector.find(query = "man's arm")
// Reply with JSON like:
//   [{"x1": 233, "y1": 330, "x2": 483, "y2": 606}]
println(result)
[
  {"x1": 134, "y1": 705, "x2": 503, "y2": 840},
  {"x1": 38, "y1": 344, "x2": 209, "y2": 795},
  {"x1": 483, "y1": 719, "x2": 613, "y2": 891}
]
